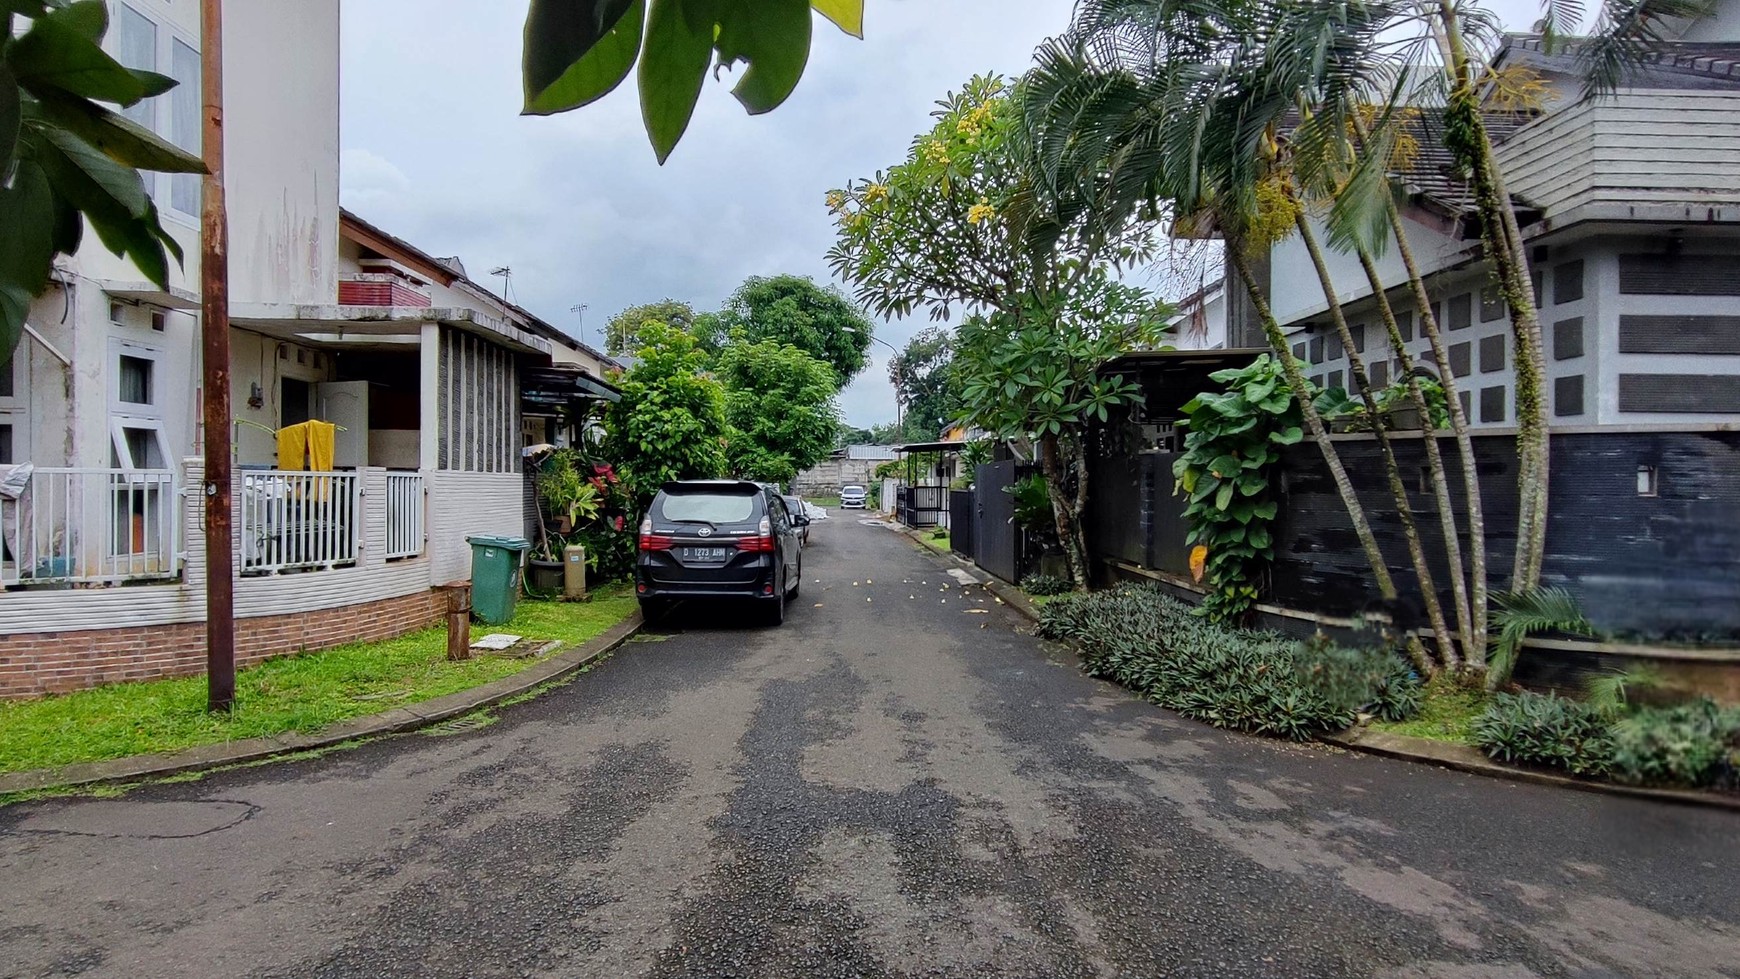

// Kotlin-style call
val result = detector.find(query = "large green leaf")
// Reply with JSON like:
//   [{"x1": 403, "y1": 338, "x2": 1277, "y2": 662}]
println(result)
[
  {"x1": 716, "y1": 0, "x2": 811, "y2": 115},
  {"x1": 810, "y1": 0, "x2": 862, "y2": 37},
  {"x1": 639, "y1": 0, "x2": 717, "y2": 163},
  {"x1": 0, "y1": 285, "x2": 29, "y2": 370},
  {"x1": 525, "y1": 0, "x2": 645, "y2": 114},
  {"x1": 36, "y1": 92, "x2": 205, "y2": 172},
  {"x1": 522, "y1": 0, "x2": 638, "y2": 111},
  {"x1": 34, "y1": 122, "x2": 152, "y2": 219},
  {"x1": 0, "y1": 66, "x2": 19, "y2": 169},
  {"x1": 0, "y1": 160, "x2": 56, "y2": 296},
  {"x1": 10, "y1": 2, "x2": 151, "y2": 107}
]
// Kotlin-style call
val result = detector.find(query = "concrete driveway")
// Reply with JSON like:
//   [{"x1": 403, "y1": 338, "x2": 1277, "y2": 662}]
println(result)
[{"x1": 2, "y1": 516, "x2": 1736, "y2": 978}]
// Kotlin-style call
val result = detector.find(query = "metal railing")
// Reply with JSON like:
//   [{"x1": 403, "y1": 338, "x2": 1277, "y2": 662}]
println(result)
[
  {"x1": 1, "y1": 467, "x2": 181, "y2": 586},
  {"x1": 383, "y1": 472, "x2": 425, "y2": 560},
  {"x1": 238, "y1": 470, "x2": 360, "y2": 575}
]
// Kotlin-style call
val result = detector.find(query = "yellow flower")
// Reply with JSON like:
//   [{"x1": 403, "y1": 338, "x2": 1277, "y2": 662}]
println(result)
[
  {"x1": 825, "y1": 190, "x2": 846, "y2": 211},
  {"x1": 923, "y1": 139, "x2": 949, "y2": 166},
  {"x1": 967, "y1": 197, "x2": 996, "y2": 225},
  {"x1": 863, "y1": 183, "x2": 889, "y2": 204}
]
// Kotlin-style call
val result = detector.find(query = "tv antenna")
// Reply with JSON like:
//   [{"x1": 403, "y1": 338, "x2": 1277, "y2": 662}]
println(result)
[{"x1": 488, "y1": 266, "x2": 514, "y2": 302}]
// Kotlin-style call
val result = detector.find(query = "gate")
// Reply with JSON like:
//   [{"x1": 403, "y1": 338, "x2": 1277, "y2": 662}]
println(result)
[
  {"x1": 973, "y1": 461, "x2": 1021, "y2": 584},
  {"x1": 949, "y1": 490, "x2": 975, "y2": 559}
]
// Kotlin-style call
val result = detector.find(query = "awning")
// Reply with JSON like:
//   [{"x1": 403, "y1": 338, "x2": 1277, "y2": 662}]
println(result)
[
  {"x1": 893, "y1": 440, "x2": 968, "y2": 453},
  {"x1": 521, "y1": 365, "x2": 621, "y2": 407}
]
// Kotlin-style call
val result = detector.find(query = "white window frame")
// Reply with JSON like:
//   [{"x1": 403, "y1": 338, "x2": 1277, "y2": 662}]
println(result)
[
  {"x1": 109, "y1": 337, "x2": 165, "y2": 420},
  {"x1": 110, "y1": 418, "x2": 170, "y2": 472},
  {"x1": 0, "y1": 340, "x2": 26, "y2": 465},
  {"x1": 107, "y1": 1, "x2": 200, "y2": 225}
]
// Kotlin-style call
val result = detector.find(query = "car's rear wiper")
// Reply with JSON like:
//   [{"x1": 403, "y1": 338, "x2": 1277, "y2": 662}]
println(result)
[{"x1": 664, "y1": 519, "x2": 718, "y2": 530}]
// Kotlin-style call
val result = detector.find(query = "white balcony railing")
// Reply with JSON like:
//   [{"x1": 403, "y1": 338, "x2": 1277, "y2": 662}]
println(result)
[
  {"x1": 384, "y1": 472, "x2": 425, "y2": 560},
  {"x1": 238, "y1": 470, "x2": 360, "y2": 575},
  {"x1": 0, "y1": 467, "x2": 181, "y2": 586}
]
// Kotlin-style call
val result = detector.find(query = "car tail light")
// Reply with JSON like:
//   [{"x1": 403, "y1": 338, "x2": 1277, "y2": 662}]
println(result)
[
  {"x1": 638, "y1": 516, "x2": 672, "y2": 551},
  {"x1": 738, "y1": 515, "x2": 775, "y2": 552}
]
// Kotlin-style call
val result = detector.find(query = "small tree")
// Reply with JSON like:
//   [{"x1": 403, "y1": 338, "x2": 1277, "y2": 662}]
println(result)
[
  {"x1": 602, "y1": 322, "x2": 728, "y2": 506},
  {"x1": 716, "y1": 334, "x2": 839, "y2": 485},
  {"x1": 956, "y1": 274, "x2": 1167, "y2": 588},
  {"x1": 829, "y1": 74, "x2": 1163, "y2": 588}
]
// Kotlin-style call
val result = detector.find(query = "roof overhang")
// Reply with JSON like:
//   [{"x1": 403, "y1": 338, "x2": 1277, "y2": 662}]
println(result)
[
  {"x1": 521, "y1": 365, "x2": 621, "y2": 406},
  {"x1": 230, "y1": 303, "x2": 553, "y2": 355},
  {"x1": 894, "y1": 440, "x2": 967, "y2": 453},
  {"x1": 101, "y1": 281, "x2": 200, "y2": 310}
]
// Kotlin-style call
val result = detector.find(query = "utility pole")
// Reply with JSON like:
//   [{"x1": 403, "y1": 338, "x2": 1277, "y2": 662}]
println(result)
[{"x1": 201, "y1": 0, "x2": 235, "y2": 713}]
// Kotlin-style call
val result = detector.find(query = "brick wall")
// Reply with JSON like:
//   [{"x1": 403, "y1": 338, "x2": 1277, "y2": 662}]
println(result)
[
  {"x1": 0, "y1": 589, "x2": 445, "y2": 700},
  {"x1": 338, "y1": 279, "x2": 431, "y2": 307}
]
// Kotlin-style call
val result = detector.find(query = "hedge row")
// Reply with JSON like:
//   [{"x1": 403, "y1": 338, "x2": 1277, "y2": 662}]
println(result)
[{"x1": 1475, "y1": 693, "x2": 1740, "y2": 791}]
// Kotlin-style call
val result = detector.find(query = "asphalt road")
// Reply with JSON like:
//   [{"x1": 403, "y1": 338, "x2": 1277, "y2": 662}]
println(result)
[{"x1": 3, "y1": 515, "x2": 1737, "y2": 979}]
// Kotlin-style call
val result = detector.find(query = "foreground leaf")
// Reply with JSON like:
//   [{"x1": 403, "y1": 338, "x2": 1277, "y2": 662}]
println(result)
[
  {"x1": 810, "y1": 0, "x2": 862, "y2": 37},
  {"x1": 638, "y1": 0, "x2": 716, "y2": 163},
  {"x1": 716, "y1": 0, "x2": 811, "y2": 115},
  {"x1": 521, "y1": 0, "x2": 639, "y2": 112}
]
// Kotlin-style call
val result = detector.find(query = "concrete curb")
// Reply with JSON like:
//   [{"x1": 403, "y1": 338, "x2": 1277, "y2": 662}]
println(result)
[
  {"x1": 1321, "y1": 725, "x2": 1740, "y2": 813},
  {"x1": 890, "y1": 521, "x2": 1738, "y2": 812},
  {"x1": 0, "y1": 612, "x2": 644, "y2": 798}
]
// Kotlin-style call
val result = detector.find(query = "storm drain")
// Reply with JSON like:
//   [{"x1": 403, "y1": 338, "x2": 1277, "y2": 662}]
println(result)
[{"x1": 422, "y1": 712, "x2": 498, "y2": 737}]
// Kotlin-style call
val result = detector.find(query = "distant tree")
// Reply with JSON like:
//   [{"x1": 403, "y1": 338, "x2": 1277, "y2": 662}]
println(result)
[
  {"x1": 889, "y1": 326, "x2": 958, "y2": 441},
  {"x1": 716, "y1": 334, "x2": 839, "y2": 485},
  {"x1": 603, "y1": 322, "x2": 728, "y2": 505},
  {"x1": 836, "y1": 424, "x2": 875, "y2": 445},
  {"x1": 867, "y1": 421, "x2": 905, "y2": 445},
  {"x1": 603, "y1": 299, "x2": 698, "y2": 356},
  {"x1": 721, "y1": 274, "x2": 874, "y2": 387}
]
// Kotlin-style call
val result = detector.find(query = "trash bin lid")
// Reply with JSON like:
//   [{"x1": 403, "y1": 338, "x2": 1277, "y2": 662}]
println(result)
[{"x1": 466, "y1": 534, "x2": 532, "y2": 551}]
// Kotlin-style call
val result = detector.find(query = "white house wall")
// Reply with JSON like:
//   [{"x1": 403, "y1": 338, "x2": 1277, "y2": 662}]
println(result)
[
  {"x1": 1268, "y1": 214, "x2": 1468, "y2": 327},
  {"x1": 426, "y1": 471, "x2": 526, "y2": 583},
  {"x1": 224, "y1": 0, "x2": 342, "y2": 306}
]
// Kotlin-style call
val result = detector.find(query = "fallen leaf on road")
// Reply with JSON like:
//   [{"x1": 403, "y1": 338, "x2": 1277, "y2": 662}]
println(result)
[
  {"x1": 966, "y1": 609, "x2": 989, "y2": 614},
  {"x1": 866, "y1": 578, "x2": 873, "y2": 584},
  {"x1": 814, "y1": 603, "x2": 824, "y2": 607}
]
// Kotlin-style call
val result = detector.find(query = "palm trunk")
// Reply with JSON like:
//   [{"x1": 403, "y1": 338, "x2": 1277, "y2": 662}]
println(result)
[
  {"x1": 1226, "y1": 242, "x2": 1399, "y2": 605},
  {"x1": 1386, "y1": 196, "x2": 1490, "y2": 666},
  {"x1": 1353, "y1": 246, "x2": 1478, "y2": 668},
  {"x1": 1294, "y1": 214, "x2": 1457, "y2": 670},
  {"x1": 1438, "y1": 0, "x2": 1550, "y2": 593}
]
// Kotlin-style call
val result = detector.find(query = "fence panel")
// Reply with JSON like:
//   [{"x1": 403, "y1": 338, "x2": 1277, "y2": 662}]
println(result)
[
  {"x1": 384, "y1": 472, "x2": 426, "y2": 560},
  {"x1": 237, "y1": 471, "x2": 361, "y2": 575},
  {"x1": 0, "y1": 467, "x2": 181, "y2": 586}
]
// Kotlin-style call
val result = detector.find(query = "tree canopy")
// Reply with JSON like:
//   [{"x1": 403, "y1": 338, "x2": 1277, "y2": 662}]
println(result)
[
  {"x1": 716, "y1": 333, "x2": 839, "y2": 485},
  {"x1": 602, "y1": 321, "x2": 729, "y2": 504},
  {"x1": 602, "y1": 299, "x2": 699, "y2": 357},
  {"x1": 718, "y1": 274, "x2": 873, "y2": 388},
  {"x1": 888, "y1": 326, "x2": 958, "y2": 441}
]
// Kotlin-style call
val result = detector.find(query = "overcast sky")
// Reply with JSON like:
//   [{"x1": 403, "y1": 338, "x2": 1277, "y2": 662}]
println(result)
[{"x1": 339, "y1": 0, "x2": 1544, "y2": 429}]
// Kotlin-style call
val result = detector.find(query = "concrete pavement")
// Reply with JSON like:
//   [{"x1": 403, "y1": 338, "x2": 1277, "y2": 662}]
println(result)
[{"x1": 1, "y1": 515, "x2": 1735, "y2": 978}]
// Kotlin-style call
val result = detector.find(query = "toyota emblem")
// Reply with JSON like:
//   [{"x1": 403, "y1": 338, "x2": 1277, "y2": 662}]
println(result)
[{"x1": 697, "y1": 527, "x2": 714, "y2": 537}]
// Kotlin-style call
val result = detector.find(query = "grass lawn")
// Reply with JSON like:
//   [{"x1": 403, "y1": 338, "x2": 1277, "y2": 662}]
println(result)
[
  {"x1": 1371, "y1": 674, "x2": 1490, "y2": 746},
  {"x1": 919, "y1": 530, "x2": 951, "y2": 553},
  {"x1": 806, "y1": 496, "x2": 842, "y2": 510},
  {"x1": 0, "y1": 585, "x2": 636, "y2": 775}
]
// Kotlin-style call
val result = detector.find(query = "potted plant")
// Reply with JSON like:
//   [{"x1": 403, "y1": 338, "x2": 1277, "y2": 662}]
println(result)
[{"x1": 532, "y1": 450, "x2": 602, "y2": 592}]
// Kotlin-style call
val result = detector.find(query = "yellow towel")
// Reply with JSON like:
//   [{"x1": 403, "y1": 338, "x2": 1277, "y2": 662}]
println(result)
[
  {"x1": 306, "y1": 420, "x2": 336, "y2": 473},
  {"x1": 277, "y1": 423, "x2": 309, "y2": 471}
]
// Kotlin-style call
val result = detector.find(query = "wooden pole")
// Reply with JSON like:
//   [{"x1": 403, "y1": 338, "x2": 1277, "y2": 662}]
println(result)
[{"x1": 201, "y1": 0, "x2": 234, "y2": 713}]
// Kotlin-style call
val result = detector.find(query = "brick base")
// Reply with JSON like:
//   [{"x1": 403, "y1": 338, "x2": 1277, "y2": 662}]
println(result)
[{"x1": 0, "y1": 589, "x2": 445, "y2": 699}]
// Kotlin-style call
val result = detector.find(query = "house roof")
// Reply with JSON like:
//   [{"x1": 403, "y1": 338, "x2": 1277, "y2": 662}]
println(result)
[
  {"x1": 1496, "y1": 34, "x2": 1740, "y2": 92},
  {"x1": 339, "y1": 209, "x2": 621, "y2": 369}
]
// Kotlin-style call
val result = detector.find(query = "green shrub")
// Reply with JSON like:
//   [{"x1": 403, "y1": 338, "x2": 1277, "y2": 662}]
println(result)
[
  {"x1": 1473, "y1": 692, "x2": 1615, "y2": 776},
  {"x1": 1020, "y1": 573, "x2": 1071, "y2": 597},
  {"x1": 1368, "y1": 657, "x2": 1425, "y2": 722},
  {"x1": 1039, "y1": 585, "x2": 1405, "y2": 741},
  {"x1": 1610, "y1": 699, "x2": 1740, "y2": 790}
]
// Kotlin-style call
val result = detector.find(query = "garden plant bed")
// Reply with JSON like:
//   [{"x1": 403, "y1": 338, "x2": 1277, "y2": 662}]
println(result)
[{"x1": 0, "y1": 587, "x2": 636, "y2": 778}]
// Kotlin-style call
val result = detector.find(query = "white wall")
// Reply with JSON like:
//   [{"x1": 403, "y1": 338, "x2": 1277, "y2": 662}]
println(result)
[
  {"x1": 1268, "y1": 214, "x2": 1467, "y2": 327},
  {"x1": 426, "y1": 471, "x2": 527, "y2": 583},
  {"x1": 224, "y1": 0, "x2": 341, "y2": 305}
]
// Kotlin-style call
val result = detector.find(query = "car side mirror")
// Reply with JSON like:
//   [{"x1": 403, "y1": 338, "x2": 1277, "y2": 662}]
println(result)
[{"x1": 794, "y1": 516, "x2": 811, "y2": 527}]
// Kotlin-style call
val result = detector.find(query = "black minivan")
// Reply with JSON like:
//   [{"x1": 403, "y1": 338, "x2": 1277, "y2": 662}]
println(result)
[{"x1": 635, "y1": 480, "x2": 808, "y2": 626}]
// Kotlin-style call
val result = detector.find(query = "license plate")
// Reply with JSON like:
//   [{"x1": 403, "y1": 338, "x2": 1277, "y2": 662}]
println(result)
[{"x1": 683, "y1": 546, "x2": 732, "y2": 561}]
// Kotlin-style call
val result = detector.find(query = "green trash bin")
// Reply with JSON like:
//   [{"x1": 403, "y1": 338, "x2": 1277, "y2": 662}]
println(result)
[{"x1": 466, "y1": 535, "x2": 531, "y2": 625}]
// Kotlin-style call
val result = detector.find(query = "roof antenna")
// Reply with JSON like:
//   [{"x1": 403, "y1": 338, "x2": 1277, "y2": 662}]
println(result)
[{"x1": 489, "y1": 266, "x2": 514, "y2": 302}]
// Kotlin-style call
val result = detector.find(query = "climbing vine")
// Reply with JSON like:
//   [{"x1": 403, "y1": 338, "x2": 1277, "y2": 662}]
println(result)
[{"x1": 1174, "y1": 356, "x2": 1306, "y2": 621}]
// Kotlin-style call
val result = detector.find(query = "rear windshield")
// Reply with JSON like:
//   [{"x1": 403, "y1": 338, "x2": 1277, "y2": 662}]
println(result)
[
  {"x1": 657, "y1": 491, "x2": 758, "y2": 524},
  {"x1": 842, "y1": 485, "x2": 866, "y2": 493}
]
